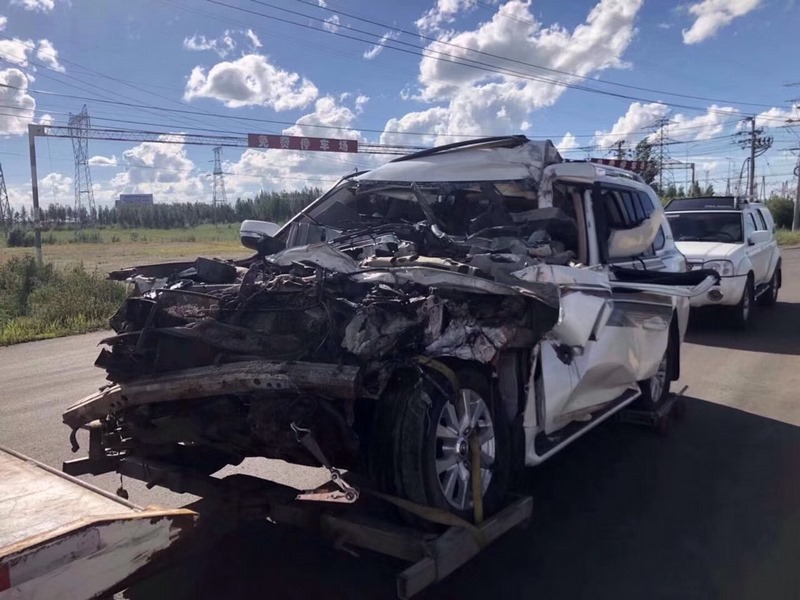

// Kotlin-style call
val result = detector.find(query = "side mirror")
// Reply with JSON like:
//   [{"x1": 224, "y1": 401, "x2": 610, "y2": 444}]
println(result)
[
  {"x1": 240, "y1": 220, "x2": 282, "y2": 251},
  {"x1": 748, "y1": 230, "x2": 771, "y2": 246}
]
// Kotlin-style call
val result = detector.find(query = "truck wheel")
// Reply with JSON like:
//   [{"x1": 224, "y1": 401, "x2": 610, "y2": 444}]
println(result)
[
  {"x1": 757, "y1": 269, "x2": 779, "y2": 307},
  {"x1": 637, "y1": 335, "x2": 673, "y2": 410},
  {"x1": 394, "y1": 369, "x2": 511, "y2": 523},
  {"x1": 730, "y1": 277, "x2": 754, "y2": 329}
]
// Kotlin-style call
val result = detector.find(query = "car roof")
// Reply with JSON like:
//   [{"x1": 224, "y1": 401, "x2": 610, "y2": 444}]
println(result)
[{"x1": 355, "y1": 136, "x2": 562, "y2": 183}]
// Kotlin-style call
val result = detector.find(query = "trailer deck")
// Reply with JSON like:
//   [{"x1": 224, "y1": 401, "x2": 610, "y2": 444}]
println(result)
[{"x1": 0, "y1": 445, "x2": 197, "y2": 600}]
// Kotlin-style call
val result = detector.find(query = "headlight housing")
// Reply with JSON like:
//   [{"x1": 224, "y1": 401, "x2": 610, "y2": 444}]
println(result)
[{"x1": 703, "y1": 260, "x2": 735, "y2": 277}]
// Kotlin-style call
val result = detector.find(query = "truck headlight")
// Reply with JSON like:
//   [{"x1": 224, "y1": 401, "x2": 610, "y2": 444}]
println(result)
[{"x1": 703, "y1": 260, "x2": 734, "y2": 277}]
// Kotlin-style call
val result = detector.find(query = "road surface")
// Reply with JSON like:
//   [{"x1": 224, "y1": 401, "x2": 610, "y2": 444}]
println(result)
[{"x1": 1, "y1": 249, "x2": 798, "y2": 599}]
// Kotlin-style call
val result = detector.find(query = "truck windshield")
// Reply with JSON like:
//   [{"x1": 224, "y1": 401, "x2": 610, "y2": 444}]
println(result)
[{"x1": 666, "y1": 212, "x2": 743, "y2": 243}]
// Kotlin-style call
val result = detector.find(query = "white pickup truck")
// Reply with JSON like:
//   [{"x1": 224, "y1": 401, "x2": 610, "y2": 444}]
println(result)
[{"x1": 665, "y1": 196, "x2": 782, "y2": 329}]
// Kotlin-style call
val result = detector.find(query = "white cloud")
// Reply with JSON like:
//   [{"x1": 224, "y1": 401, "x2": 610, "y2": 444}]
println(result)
[
  {"x1": 383, "y1": 0, "x2": 643, "y2": 145},
  {"x1": 556, "y1": 132, "x2": 579, "y2": 153},
  {"x1": 10, "y1": 0, "x2": 55, "y2": 13},
  {"x1": 380, "y1": 107, "x2": 450, "y2": 146},
  {"x1": 594, "y1": 102, "x2": 741, "y2": 148},
  {"x1": 183, "y1": 29, "x2": 262, "y2": 58},
  {"x1": 665, "y1": 104, "x2": 739, "y2": 140},
  {"x1": 753, "y1": 106, "x2": 800, "y2": 128},
  {"x1": 106, "y1": 138, "x2": 209, "y2": 203},
  {"x1": 682, "y1": 0, "x2": 761, "y2": 44},
  {"x1": 323, "y1": 15, "x2": 340, "y2": 33},
  {"x1": 0, "y1": 68, "x2": 35, "y2": 135},
  {"x1": 418, "y1": 0, "x2": 642, "y2": 103},
  {"x1": 363, "y1": 31, "x2": 399, "y2": 60},
  {"x1": 594, "y1": 101, "x2": 670, "y2": 148},
  {"x1": 0, "y1": 36, "x2": 65, "y2": 73},
  {"x1": 355, "y1": 94, "x2": 369, "y2": 113},
  {"x1": 0, "y1": 38, "x2": 34, "y2": 68},
  {"x1": 36, "y1": 39, "x2": 65, "y2": 73},
  {"x1": 184, "y1": 54, "x2": 318, "y2": 110},
  {"x1": 284, "y1": 96, "x2": 362, "y2": 140},
  {"x1": 40, "y1": 172, "x2": 72, "y2": 200},
  {"x1": 416, "y1": 0, "x2": 478, "y2": 34},
  {"x1": 38, "y1": 113, "x2": 53, "y2": 126},
  {"x1": 88, "y1": 155, "x2": 118, "y2": 167},
  {"x1": 0, "y1": 15, "x2": 7, "y2": 30}
]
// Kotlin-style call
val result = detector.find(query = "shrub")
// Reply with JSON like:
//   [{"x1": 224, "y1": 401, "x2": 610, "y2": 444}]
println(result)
[
  {"x1": 69, "y1": 230, "x2": 103, "y2": 244},
  {"x1": 766, "y1": 197, "x2": 794, "y2": 230},
  {"x1": 27, "y1": 265, "x2": 127, "y2": 327},
  {"x1": 6, "y1": 227, "x2": 35, "y2": 247},
  {"x1": 0, "y1": 258, "x2": 127, "y2": 345}
]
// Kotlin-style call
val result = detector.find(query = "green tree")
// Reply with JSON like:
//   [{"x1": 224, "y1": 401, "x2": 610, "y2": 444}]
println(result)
[{"x1": 633, "y1": 139, "x2": 659, "y2": 190}]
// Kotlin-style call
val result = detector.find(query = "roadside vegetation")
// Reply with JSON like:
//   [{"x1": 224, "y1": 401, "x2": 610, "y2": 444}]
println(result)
[{"x1": 0, "y1": 257, "x2": 128, "y2": 345}]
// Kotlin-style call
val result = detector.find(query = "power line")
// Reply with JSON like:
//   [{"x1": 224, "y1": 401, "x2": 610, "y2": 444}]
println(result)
[
  {"x1": 291, "y1": 0, "x2": 777, "y2": 110},
  {"x1": 207, "y1": 0, "x2": 786, "y2": 120}
]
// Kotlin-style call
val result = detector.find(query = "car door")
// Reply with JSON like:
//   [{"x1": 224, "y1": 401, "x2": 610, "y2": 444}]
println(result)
[
  {"x1": 755, "y1": 207, "x2": 779, "y2": 280},
  {"x1": 744, "y1": 210, "x2": 770, "y2": 285},
  {"x1": 536, "y1": 185, "x2": 675, "y2": 434}
]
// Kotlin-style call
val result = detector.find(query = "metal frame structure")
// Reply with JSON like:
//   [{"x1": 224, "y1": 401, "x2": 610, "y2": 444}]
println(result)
[
  {"x1": 0, "y1": 163, "x2": 11, "y2": 229},
  {"x1": 26, "y1": 123, "x2": 427, "y2": 264},
  {"x1": 67, "y1": 105, "x2": 96, "y2": 221}
]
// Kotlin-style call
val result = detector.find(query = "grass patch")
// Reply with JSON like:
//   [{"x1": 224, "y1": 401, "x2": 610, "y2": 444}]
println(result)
[
  {"x1": 777, "y1": 229, "x2": 800, "y2": 247},
  {"x1": 0, "y1": 257, "x2": 128, "y2": 345}
]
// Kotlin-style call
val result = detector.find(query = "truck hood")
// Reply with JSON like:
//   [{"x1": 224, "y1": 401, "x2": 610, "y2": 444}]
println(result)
[{"x1": 674, "y1": 241, "x2": 740, "y2": 262}]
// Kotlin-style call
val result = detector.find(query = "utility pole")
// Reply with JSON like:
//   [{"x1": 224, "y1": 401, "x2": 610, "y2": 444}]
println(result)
[
  {"x1": 612, "y1": 140, "x2": 626, "y2": 160},
  {"x1": 791, "y1": 149, "x2": 800, "y2": 232},
  {"x1": 0, "y1": 163, "x2": 11, "y2": 230},
  {"x1": 650, "y1": 116, "x2": 672, "y2": 194},
  {"x1": 735, "y1": 116, "x2": 773, "y2": 199},
  {"x1": 211, "y1": 146, "x2": 228, "y2": 225}
]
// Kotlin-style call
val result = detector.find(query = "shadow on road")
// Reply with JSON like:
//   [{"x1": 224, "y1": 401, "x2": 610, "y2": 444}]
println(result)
[
  {"x1": 686, "y1": 300, "x2": 800, "y2": 355},
  {"x1": 123, "y1": 398, "x2": 800, "y2": 600}
]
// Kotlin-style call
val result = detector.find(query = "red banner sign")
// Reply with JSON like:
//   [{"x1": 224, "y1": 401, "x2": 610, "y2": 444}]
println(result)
[{"x1": 247, "y1": 134, "x2": 358, "y2": 153}]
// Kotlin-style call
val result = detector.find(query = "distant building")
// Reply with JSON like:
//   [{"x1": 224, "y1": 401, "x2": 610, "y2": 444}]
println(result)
[{"x1": 116, "y1": 193, "x2": 154, "y2": 209}]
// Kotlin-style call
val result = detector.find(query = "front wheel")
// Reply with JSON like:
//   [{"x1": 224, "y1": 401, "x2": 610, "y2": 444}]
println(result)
[
  {"x1": 730, "y1": 278, "x2": 754, "y2": 329},
  {"x1": 757, "y1": 268, "x2": 779, "y2": 307},
  {"x1": 637, "y1": 333, "x2": 674, "y2": 410},
  {"x1": 387, "y1": 368, "x2": 512, "y2": 522}
]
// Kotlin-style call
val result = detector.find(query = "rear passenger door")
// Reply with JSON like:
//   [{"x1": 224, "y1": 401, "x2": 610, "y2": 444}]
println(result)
[{"x1": 745, "y1": 210, "x2": 771, "y2": 285}]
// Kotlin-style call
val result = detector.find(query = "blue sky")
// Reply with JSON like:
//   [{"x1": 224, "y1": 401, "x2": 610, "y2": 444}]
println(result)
[{"x1": 1, "y1": 0, "x2": 798, "y2": 210}]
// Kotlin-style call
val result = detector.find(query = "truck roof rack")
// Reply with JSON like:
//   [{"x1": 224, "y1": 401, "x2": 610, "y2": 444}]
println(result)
[{"x1": 389, "y1": 135, "x2": 530, "y2": 163}]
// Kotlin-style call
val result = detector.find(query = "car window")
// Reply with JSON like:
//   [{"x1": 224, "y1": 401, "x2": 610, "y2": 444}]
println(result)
[
  {"x1": 599, "y1": 187, "x2": 646, "y2": 229},
  {"x1": 636, "y1": 192, "x2": 655, "y2": 217},
  {"x1": 653, "y1": 226, "x2": 666, "y2": 251},
  {"x1": 744, "y1": 213, "x2": 757, "y2": 239},
  {"x1": 667, "y1": 212, "x2": 743, "y2": 243},
  {"x1": 757, "y1": 208, "x2": 774, "y2": 232},
  {"x1": 753, "y1": 210, "x2": 768, "y2": 230}
]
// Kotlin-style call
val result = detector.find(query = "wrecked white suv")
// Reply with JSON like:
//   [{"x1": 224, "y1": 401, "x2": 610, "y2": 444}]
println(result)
[{"x1": 64, "y1": 137, "x2": 716, "y2": 518}]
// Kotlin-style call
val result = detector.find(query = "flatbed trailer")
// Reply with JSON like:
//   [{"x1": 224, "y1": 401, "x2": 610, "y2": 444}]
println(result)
[
  {"x1": 0, "y1": 445, "x2": 197, "y2": 600},
  {"x1": 55, "y1": 389, "x2": 688, "y2": 599}
]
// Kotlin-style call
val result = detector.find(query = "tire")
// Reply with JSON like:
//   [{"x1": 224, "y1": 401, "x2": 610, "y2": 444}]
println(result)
[
  {"x1": 636, "y1": 328, "x2": 674, "y2": 410},
  {"x1": 391, "y1": 368, "x2": 512, "y2": 522},
  {"x1": 757, "y1": 268, "x2": 779, "y2": 307},
  {"x1": 730, "y1": 277, "x2": 754, "y2": 329}
]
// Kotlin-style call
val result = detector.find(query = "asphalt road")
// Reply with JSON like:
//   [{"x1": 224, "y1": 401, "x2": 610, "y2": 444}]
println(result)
[{"x1": 1, "y1": 249, "x2": 799, "y2": 599}]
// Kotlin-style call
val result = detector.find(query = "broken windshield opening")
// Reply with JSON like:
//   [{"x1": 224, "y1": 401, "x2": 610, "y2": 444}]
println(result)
[{"x1": 300, "y1": 180, "x2": 540, "y2": 238}]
